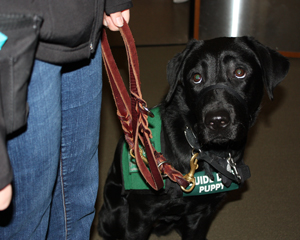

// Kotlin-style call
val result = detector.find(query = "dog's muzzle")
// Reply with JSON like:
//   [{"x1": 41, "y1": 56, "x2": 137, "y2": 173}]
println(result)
[
  {"x1": 198, "y1": 84, "x2": 248, "y2": 110},
  {"x1": 198, "y1": 84, "x2": 250, "y2": 130}
]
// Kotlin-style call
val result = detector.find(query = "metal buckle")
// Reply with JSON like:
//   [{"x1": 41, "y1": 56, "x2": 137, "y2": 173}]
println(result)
[
  {"x1": 143, "y1": 106, "x2": 154, "y2": 118},
  {"x1": 157, "y1": 161, "x2": 168, "y2": 178},
  {"x1": 130, "y1": 148, "x2": 168, "y2": 177}
]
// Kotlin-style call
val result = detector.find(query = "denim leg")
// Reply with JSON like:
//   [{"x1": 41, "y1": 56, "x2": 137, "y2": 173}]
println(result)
[
  {"x1": 0, "y1": 47, "x2": 101, "y2": 239},
  {"x1": 47, "y1": 47, "x2": 102, "y2": 240},
  {"x1": 0, "y1": 61, "x2": 62, "y2": 239}
]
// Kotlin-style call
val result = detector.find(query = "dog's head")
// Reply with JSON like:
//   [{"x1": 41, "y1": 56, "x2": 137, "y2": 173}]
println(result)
[{"x1": 165, "y1": 37, "x2": 289, "y2": 151}]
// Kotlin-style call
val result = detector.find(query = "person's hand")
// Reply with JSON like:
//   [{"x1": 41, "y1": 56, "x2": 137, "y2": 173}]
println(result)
[
  {"x1": 0, "y1": 183, "x2": 12, "y2": 211},
  {"x1": 103, "y1": 9, "x2": 130, "y2": 31}
]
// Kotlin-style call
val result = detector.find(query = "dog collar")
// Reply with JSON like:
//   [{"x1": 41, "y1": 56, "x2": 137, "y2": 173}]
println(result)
[{"x1": 184, "y1": 126, "x2": 251, "y2": 187}]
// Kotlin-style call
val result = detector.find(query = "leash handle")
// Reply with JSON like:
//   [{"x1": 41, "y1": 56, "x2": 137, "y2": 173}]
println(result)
[
  {"x1": 101, "y1": 24, "x2": 162, "y2": 190},
  {"x1": 101, "y1": 21, "x2": 189, "y2": 190}
]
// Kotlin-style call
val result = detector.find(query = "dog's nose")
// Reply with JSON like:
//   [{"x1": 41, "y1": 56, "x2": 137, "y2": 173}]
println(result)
[{"x1": 205, "y1": 110, "x2": 230, "y2": 130}]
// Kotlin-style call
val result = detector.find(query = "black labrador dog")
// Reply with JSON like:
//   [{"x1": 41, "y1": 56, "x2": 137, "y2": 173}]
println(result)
[{"x1": 98, "y1": 37, "x2": 289, "y2": 240}]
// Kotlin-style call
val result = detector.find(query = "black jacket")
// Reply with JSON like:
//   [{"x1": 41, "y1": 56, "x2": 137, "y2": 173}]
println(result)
[
  {"x1": 1, "y1": 0, "x2": 133, "y2": 64},
  {"x1": 0, "y1": 0, "x2": 133, "y2": 189}
]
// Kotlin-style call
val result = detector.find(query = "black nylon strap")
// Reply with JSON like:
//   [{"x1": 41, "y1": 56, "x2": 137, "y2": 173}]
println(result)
[
  {"x1": 184, "y1": 126, "x2": 201, "y2": 150},
  {"x1": 197, "y1": 153, "x2": 240, "y2": 183}
]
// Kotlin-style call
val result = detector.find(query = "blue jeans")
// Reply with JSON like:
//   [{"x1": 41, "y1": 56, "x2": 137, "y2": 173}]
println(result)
[{"x1": 0, "y1": 47, "x2": 102, "y2": 239}]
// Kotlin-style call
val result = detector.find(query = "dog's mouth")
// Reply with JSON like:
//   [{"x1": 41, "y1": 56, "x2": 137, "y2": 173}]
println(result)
[
  {"x1": 185, "y1": 123, "x2": 244, "y2": 153},
  {"x1": 200, "y1": 136, "x2": 232, "y2": 151},
  {"x1": 195, "y1": 121, "x2": 248, "y2": 151},
  {"x1": 192, "y1": 101, "x2": 250, "y2": 149},
  {"x1": 207, "y1": 135, "x2": 231, "y2": 144}
]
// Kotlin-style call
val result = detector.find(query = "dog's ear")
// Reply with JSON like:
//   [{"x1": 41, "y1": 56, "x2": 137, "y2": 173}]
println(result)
[
  {"x1": 244, "y1": 37, "x2": 290, "y2": 100},
  {"x1": 165, "y1": 39, "x2": 201, "y2": 103}
]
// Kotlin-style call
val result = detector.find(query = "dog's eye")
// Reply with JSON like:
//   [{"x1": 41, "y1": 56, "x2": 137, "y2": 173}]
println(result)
[
  {"x1": 192, "y1": 73, "x2": 203, "y2": 84},
  {"x1": 234, "y1": 68, "x2": 246, "y2": 79}
]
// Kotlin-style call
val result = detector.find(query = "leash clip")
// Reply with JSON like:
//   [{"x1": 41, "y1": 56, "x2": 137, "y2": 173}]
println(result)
[
  {"x1": 130, "y1": 148, "x2": 149, "y2": 165},
  {"x1": 181, "y1": 153, "x2": 199, "y2": 193}
]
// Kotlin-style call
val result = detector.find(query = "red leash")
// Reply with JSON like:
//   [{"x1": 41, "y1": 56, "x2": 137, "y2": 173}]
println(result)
[{"x1": 101, "y1": 21, "x2": 189, "y2": 191}]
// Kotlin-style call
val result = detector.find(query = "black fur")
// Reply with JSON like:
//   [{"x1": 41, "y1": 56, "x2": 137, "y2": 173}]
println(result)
[{"x1": 98, "y1": 37, "x2": 289, "y2": 240}]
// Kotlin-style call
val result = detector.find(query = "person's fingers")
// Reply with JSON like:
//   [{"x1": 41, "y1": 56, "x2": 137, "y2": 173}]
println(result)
[
  {"x1": 110, "y1": 12, "x2": 124, "y2": 28},
  {"x1": 103, "y1": 10, "x2": 130, "y2": 31},
  {"x1": 0, "y1": 184, "x2": 12, "y2": 211},
  {"x1": 121, "y1": 9, "x2": 130, "y2": 24},
  {"x1": 103, "y1": 12, "x2": 109, "y2": 27}
]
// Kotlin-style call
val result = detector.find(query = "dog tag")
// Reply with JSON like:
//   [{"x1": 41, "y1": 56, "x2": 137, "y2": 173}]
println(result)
[
  {"x1": 226, "y1": 154, "x2": 241, "y2": 182},
  {"x1": 226, "y1": 162, "x2": 231, "y2": 172}
]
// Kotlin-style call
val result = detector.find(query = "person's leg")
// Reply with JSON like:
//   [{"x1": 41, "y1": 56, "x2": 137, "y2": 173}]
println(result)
[
  {"x1": 47, "y1": 46, "x2": 102, "y2": 240},
  {"x1": 0, "y1": 60, "x2": 62, "y2": 239}
]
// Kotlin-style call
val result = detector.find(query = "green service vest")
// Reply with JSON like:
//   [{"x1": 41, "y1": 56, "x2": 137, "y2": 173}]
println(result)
[{"x1": 121, "y1": 107, "x2": 239, "y2": 196}]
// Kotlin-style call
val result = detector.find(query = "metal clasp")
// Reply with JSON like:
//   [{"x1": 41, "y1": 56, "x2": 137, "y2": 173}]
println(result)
[
  {"x1": 130, "y1": 148, "x2": 149, "y2": 165},
  {"x1": 181, "y1": 152, "x2": 199, "y2": 193}
]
